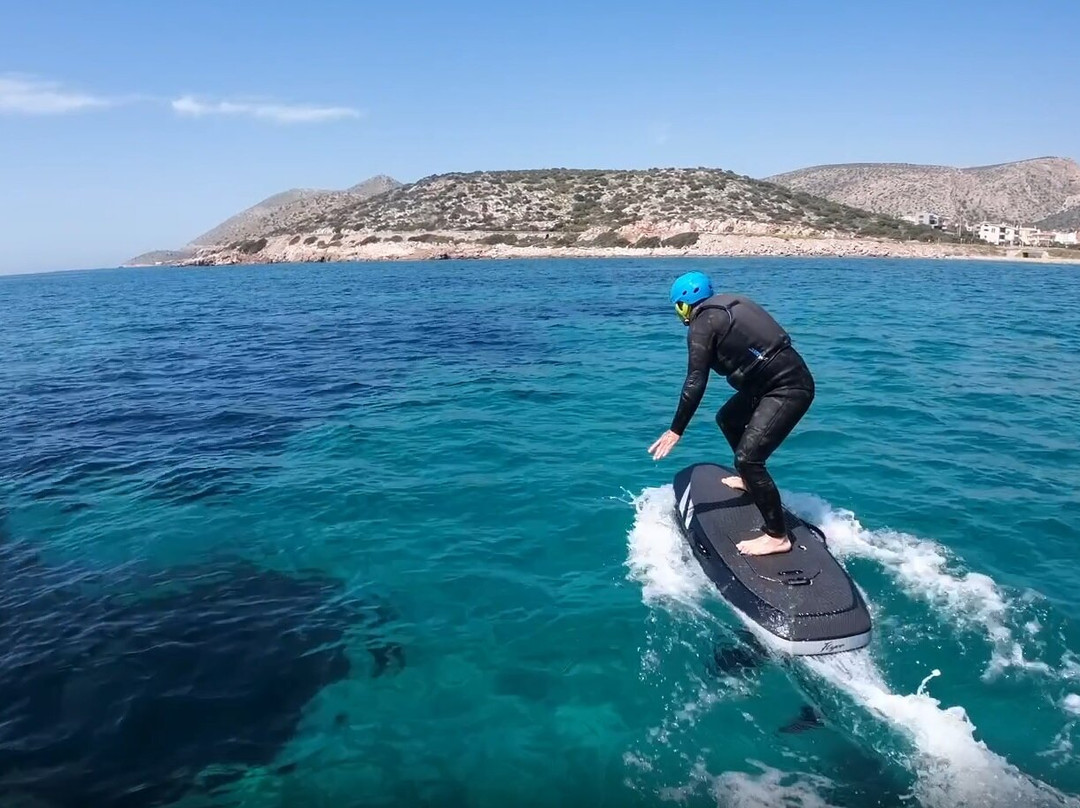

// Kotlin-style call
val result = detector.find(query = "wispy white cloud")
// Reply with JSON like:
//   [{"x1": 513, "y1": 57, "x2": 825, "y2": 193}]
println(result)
[
  {"x1": 0, "y1": 74, "x2": 121, "y2": 115},
  {"x1": 170, "y1": 95, "x2": 361, "y2": 124},
  {"x1": 0, "y1": 74, "x2": 361, "y2": 124}
]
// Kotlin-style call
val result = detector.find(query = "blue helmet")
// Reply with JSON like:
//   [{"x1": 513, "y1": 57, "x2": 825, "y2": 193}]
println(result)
[{"x1": 669, "y1": 271, "x2": 713, "y2": 306}]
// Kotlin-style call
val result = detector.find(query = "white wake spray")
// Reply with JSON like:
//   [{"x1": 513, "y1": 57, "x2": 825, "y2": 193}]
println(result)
[
  {"x1": 624, "y1": 483, "x2": 1080, "y2": 808},
  {"x1": 783, "y1": 490, "x2": 1053, "y2": 681}
]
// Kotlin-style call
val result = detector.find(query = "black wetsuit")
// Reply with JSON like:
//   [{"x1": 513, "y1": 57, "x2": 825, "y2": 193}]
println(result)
[{"x1": 670, "y1": 293, "x2": 815, "y2": 538}]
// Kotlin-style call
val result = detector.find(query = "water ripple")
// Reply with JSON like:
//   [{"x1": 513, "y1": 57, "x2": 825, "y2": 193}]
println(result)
[{"x1": 2, "y1": 258, "x2": 1080, "y2": 806}]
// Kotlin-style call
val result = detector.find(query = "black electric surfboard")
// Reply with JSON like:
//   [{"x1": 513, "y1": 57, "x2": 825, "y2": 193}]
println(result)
[{"x1": 673, "y1": 462, "x2": 871, "y2": 655}]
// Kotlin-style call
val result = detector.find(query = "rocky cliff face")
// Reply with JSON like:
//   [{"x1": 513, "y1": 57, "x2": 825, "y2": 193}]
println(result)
[{"x1": 766, "y1": 157, "x2": 1080, "y2": 227}]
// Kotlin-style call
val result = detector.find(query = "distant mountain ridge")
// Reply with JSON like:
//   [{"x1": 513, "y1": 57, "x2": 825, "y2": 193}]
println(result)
[
  {"x1": 164, "y1": 165, "x2": 969, "y2": 268},
  {"x1": 346, "y1": 175, "x2": 401, "y2": 196},
  {"x1": 190, "y1": 188, "x2": 326, "y2": 246},
  {"x1": 126, "y1": 158, "x2": 1080, "y2": 268},
  {"x1": 125, "y1": 175, "x2": 402, "y2": 265},
  {"x1": 765, "y1": 156, "x2": 1080, "y2": 228}
]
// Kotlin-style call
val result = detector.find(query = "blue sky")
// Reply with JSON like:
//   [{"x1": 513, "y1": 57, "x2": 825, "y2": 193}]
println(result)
[{"x1": 2, "y1": 0, "x2": 1077, "y2": 274}]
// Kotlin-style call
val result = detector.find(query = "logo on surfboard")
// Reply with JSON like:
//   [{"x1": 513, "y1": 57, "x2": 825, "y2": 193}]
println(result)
[{"x1": 819, "y1": 640, "x2": 850, "y2": 653}]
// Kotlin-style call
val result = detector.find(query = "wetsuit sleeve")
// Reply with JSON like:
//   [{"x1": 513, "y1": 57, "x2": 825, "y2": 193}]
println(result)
[{"x1": 669, "y1": 316, "x2": 717, "y2": 435}]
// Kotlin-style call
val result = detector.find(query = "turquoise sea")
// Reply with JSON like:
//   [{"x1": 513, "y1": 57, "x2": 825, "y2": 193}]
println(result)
[{"x1": 3, "y1": 256, "x2": 1080, "y2": 808}]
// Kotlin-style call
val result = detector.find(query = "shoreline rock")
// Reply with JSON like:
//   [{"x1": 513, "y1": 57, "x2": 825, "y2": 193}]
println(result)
[{"x1": 163, "y1": 230, "x2": 1080, "y2": 268}]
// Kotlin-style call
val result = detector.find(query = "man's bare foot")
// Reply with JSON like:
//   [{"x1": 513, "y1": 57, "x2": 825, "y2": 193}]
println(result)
[
  {"x1": 736, "y1": 534, "x2": 792, "y2": 556},
  {"x1": 721, "y1": 475, "x2": 745, "y2": 491}
]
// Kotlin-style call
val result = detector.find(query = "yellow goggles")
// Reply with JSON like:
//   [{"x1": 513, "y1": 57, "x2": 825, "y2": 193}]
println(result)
[{"x1": 675, "y1": 301, "x2": 693, "y2": 323}]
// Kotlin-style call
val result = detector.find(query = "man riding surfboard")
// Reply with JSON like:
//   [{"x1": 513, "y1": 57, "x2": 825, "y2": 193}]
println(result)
[{"x1": 649, "y1": 271, "x2": 815, "y2": 557}]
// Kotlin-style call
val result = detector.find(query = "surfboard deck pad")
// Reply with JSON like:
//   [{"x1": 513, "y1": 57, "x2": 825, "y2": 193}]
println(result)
[{"x1": 673, "y1": 462, "x2": 871, "y2": 655}]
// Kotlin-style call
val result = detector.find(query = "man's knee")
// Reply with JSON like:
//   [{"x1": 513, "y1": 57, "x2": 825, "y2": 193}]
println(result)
[
  {"x1": 717, "y1": 402, "x2": 746, "y2": 437},
  {"x1": 734, "y1": 449, "x2": 765, "y2": 477}
]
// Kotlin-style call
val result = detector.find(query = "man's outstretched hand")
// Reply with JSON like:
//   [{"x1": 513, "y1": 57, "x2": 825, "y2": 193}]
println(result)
[{"x1": 648, "y1": 430, "x2": 681, "y2": 461}]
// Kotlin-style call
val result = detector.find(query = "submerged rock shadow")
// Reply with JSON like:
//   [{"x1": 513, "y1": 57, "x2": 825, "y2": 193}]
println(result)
[{"x1": 0, "y1": 519, "x2": 404, "y2": 808}]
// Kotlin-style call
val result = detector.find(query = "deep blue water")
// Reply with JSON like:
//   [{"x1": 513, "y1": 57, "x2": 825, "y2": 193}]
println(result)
[{"x1": 2, "y1": 257, "x2": 1080, "y2": 808}]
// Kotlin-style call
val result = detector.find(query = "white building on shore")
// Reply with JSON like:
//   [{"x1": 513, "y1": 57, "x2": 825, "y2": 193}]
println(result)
[
  {"x1": 1015, "y1": 227, "x2": 1079, "y2": 247},
  {"x1": 978, "y1": 222, "x2": 1017, "y2": 245},
  {"x1": 1018, "y1": 227, "x2": 1052, "y2": 246},
  {"x1": 903, "y1": 212, "x2": 944, "y2": 228}
]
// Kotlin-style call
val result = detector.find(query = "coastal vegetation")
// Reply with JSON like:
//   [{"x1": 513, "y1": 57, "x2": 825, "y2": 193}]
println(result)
[{"x1": 256, "y1": 167, "x2": 951, "y2": 244}]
